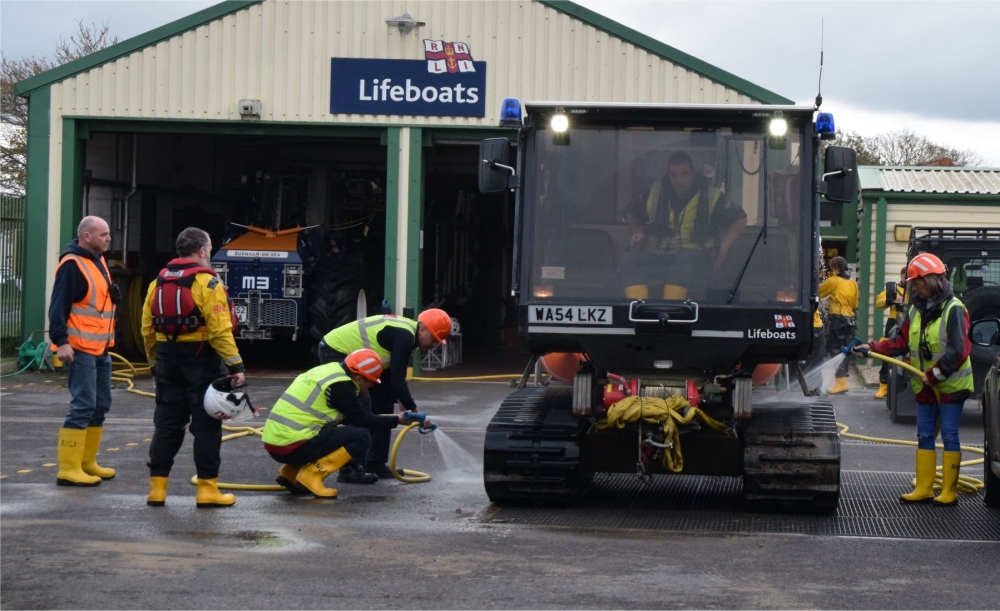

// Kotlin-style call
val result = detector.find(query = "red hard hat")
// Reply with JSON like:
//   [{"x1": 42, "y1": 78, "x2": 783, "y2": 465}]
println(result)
[
  {"x1": 906, "y1": 253, "x2": 947, "y2": 281},
  {"x1": 418, "y1": 308, "x2": 451, "y2": 344},
  {"x1": 344, "y1": 349, "x2": 382, "y2": 383}
]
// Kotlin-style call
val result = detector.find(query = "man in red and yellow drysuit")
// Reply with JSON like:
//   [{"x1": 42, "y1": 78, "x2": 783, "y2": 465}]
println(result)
[{"x1": 141, "y1": 227, "x2": 245, "y2": 508}]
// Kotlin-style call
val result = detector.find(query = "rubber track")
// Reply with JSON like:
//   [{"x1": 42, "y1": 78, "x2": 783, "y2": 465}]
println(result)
[
  {"x1": 741, "y1": 398, "x2": 842, "y2": 512},
  {"x1": 483, "y1": 386, "x2": 591, "y2": 505}
]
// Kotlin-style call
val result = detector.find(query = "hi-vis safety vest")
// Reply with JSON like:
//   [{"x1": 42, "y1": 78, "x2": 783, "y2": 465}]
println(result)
[
  {"x1": 322, "y1": 315, "x2": 417, "y2": 368},
  {"x1": 645, "y1": 181, "x2": 723, "y2": 251},
  {"x1": 907, "y1": 298, "x2": 974, "y2": 395},
  {"x1": 51, "y1": 254, "x2": 116, "y2": 355},
  {"x1": 262, "y1": 362, "x2": 356, "y2": 447}
]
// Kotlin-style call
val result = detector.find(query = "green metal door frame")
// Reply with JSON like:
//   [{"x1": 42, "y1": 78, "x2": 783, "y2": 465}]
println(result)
[{"x1": 21, "y1": 89, "x2": 50, "y2": 342}]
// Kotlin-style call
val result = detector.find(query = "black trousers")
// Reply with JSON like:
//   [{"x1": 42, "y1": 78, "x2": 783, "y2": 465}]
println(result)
[
  {"x1": 825, "y1": 314, "x2": 856, "y2": 379},
  {"x1": 266, "y1": 425, "x2": 371, "y2": 467},
  {"x1": 147, "y1": 342, "x2": 227, "y2": 479},
  {"x1": 317, "y1": 341, "x2": 396, "y2": 466}
]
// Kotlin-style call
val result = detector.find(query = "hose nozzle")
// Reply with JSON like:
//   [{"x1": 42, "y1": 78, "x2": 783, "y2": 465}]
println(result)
[
  {"x1": 842, "y1": 336, "x2": 868, "y2": 357},
  {"x1": 402, "y1": 411, "x2": 436, "y2": 433}
]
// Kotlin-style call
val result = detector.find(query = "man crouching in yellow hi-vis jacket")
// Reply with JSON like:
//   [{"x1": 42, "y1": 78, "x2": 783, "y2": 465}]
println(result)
[{"x1": 262, "y1": 349, "x2": 432, "y2": 498}]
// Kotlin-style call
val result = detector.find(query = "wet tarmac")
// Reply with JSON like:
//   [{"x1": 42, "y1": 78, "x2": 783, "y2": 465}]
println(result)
[{"x1": 2, "y1": 369, "x2": 998, "y2": 609}]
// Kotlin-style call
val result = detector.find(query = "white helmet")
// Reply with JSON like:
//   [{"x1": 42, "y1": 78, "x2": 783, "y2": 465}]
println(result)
[{"x1": 204, "y1": 377, "x2": 256, "y2": 420}]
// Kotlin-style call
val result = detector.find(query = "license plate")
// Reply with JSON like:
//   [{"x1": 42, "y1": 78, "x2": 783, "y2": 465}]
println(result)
[
  {"x1": 234, "y1": 304, "x2": 248, "y2": 323},
  {"x1": 528, "y1": 306, "x2": 612, "y2": 325}
]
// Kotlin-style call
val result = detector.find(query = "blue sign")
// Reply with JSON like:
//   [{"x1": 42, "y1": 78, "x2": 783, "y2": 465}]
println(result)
[{"x1": 330, "y1": 58, "x2": 487, "y2": 118}]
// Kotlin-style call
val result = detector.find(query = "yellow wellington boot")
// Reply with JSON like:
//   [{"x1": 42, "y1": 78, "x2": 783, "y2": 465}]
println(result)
[
  {"x1": 900, "y1": 449, "x2": 937, "y2": 503},
  {"x1": 147, "y1": 476, "x2": 168, "y2": 506},
  {"x1": 81, "y1": 426, "x2": 116, "y2": 479},
  {"x1": 932, "y1": 451, "x2": 961, "y2": 506},
  {"x1": 663, "y1": 284, "x2": 688, "y2": 300},
  {"x1": 625, "y1": 285, "x2": 649, "y2": 299},
  {"x1": 826, "y1": 377, "x2": 849, "y2": 395},
  {"x1": 56, "y1": 428, "x2": 102, "y2": 486},
  {"x1": 873, "y1": 383, "x2": 888, "y2": 400},
  {"x1": 275, "y1": 464, "x2": 308, "y2": 494},
  {"x1": 295, "y1": 447, "x2": 353, "y2": 498},
  {"x1": 195, "y1": 478, "x2": 236, "y2": 508}
]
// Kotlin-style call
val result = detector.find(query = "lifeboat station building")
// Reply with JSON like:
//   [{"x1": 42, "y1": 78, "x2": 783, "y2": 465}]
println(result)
[{"x1": 15, "y1": 0, "x2": 789, "y2": 362}]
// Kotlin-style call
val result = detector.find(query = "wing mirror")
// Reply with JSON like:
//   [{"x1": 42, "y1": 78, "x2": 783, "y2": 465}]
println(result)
[
  {"x1": 478, "y1": 138, "x2": 514, "y2": 194},
  {"x1": 822, "y1": 146, "x2": 858, "y2": 203},
  {"x1": 969, "y1": 318, "x2": 1000, "y2": 347}
]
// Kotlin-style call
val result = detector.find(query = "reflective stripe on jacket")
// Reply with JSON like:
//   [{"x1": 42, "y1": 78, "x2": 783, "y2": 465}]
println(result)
[
  {"x1": 50, "y1": 254, "x2": 115, "y2": 355},
  {"x1": 907, "y1": 298, "x2": 974, "y2": 395},
  {"x1": 261, "y1": 362, "x2": 354, "y2": 447},
  {"x1": 322, "y1": 315, "x2": 418, "y2": 368}
]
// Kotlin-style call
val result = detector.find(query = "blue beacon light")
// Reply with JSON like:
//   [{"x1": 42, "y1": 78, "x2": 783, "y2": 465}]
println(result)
[
  {"x1": 499, "y1": 98, "x2": 522, "y2": 127},
  {"x1": 815, "y1": 112, "x2": 835, "y2": 137}
]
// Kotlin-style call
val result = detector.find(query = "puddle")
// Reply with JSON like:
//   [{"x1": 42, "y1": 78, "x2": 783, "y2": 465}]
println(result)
[{"x1": 168, "y1": 529, "x2": 293, "y2": 550}]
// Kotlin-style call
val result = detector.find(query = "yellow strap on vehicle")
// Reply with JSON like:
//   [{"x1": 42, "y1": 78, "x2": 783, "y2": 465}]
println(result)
[{"x1": 598, "y1": 395, "x2": 727, "y2": 473}]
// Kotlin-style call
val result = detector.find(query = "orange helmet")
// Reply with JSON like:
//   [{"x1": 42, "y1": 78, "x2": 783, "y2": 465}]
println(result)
[
  {"x1": 344, "y1": 349, "x2": 382, "y2": 383},
  {"x1": 906, "y1": 253, "x2": 947, "y2": 281},
  {"x1": 418, "y1": 308, "x2": 451, "y2": 344}
]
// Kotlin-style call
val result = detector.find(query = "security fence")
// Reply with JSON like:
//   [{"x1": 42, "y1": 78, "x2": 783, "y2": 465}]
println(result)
[{"x1": 1, "y1": 195, "x2": 25, "y2": 340}]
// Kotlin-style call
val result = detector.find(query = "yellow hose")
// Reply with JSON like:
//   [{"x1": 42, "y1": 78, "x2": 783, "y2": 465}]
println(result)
[
  {"x1": 109, "y1": 352, "x2": 155, "y2": 397},
  {"x1": 411, "y1": 374, "x2": 532, "y2": 382},
  {"x1": 837, "y1": 422, "x2": 984, "y2": 494},
  {"x1": 598, "y1": 395, "x2": 728, "y2": 473},
  {"x1": 187, "y1": 424, "x2": 287, "y2": 491},
  {"x1": 192, "y1": 421, "x2": 434, "y2": 490},
  {"x1": 863, "y1": 350, "x2": 940, "y2": 401},
  {"x1": 387, "y1": 423, "x2": 432, "y2": 483}
]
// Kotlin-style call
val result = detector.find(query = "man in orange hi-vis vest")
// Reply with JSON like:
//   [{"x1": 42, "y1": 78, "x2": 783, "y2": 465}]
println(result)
[{"x1": 48, "y1": 216, "x2": 119, "y2": 487}]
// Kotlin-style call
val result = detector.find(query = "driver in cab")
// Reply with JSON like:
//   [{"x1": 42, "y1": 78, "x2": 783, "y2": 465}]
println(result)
[{"x1": 621, "y1": 151, "x2": 747, "y2": 300}]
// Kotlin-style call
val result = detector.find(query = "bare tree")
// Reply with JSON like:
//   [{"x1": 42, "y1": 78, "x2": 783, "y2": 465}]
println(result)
[
  {"x1": 830, "y1": 129, "x2": 985, "y2": 167},
  {"x1": 54, "y1": 19, "x2": 121, "y2": 65},
  {"x1": 1, "y1": 20, "x2": 119, "y2": 195}
]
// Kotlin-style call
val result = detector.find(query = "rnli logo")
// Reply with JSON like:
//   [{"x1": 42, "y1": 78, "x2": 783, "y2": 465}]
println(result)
[
  {"x1": 424, "y1": 40, "x2": 475, "y2": 74},
  {"x1": 774, "y1": 315, "x2": 795, "y2": 329}
]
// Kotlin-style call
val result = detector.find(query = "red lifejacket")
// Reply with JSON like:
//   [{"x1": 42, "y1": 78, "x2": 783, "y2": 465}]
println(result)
[{"x1": 151, "y1": 260, "x2": 218, "y2": 338}]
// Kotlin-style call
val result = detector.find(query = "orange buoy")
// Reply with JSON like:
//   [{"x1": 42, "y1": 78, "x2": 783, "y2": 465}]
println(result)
[
  {"x1": 539, "y1": 353, "x2": 585, "y2": 382},
  {"x1": 751, "y1": 363, "x2": 782, "y2": 386}
]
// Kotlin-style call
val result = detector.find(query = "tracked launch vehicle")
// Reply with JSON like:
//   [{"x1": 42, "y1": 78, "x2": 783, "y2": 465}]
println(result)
[{"x1": 478, "y1": 100, "x2": 858, "y2": 511}]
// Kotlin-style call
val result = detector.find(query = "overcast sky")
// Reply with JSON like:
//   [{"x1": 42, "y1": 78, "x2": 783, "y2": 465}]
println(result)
[{"x1": 2, "y1": 0, "x2": 998, "y2": 165}]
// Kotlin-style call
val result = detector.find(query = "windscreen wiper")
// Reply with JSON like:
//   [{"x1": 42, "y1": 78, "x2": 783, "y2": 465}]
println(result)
[{"x1": 726, "y1": 144, "x2": 769, "y2": 304}]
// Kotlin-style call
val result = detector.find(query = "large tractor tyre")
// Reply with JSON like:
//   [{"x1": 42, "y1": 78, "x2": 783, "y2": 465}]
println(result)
[
  {"x1": 307, "y1": 257, "x2": 370, "y2": 345},
  {"x1": 964, "y1": 288, "x2": 1000, "y2": 393}
]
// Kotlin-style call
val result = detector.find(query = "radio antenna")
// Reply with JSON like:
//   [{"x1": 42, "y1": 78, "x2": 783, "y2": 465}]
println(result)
[{"x1": 815, "y1": 18, "x2": 824, "y2": 110}]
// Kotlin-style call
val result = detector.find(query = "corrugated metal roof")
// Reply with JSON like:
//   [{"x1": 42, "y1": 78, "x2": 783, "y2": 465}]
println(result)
[{"x1": 858, "y1": 166, "x2": 1000, "y2": 194}]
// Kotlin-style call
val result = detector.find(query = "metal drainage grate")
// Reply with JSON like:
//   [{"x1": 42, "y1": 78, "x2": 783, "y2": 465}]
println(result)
[{"x1": 482, "y1": 471, "x2": 1000, "y2": 541}]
